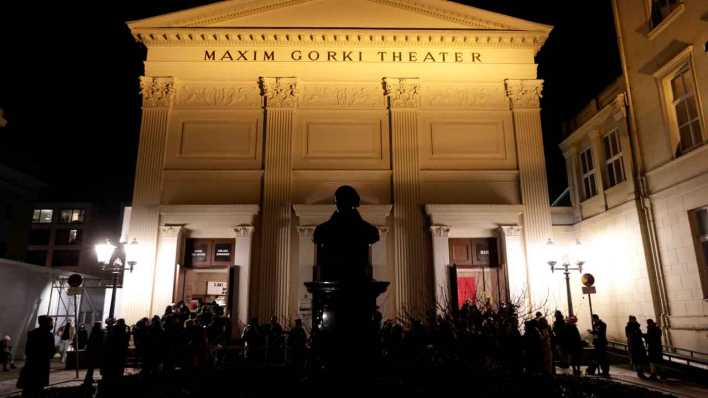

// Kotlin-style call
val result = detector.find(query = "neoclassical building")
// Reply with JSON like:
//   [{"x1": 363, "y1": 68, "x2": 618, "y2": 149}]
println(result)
[{"x1": 116, "y1": 0, "x2": 564, "y2": 331}]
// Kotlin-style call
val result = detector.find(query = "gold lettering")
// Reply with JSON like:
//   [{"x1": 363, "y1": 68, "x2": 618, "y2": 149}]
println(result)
[
  {"x1": 342, "y1": 51, "x2": 353, "y2": 61},
  {"x1": 454, "y1": 52, "x2": 463, "y2": 63},
  {"x1": 204, "y1": 50, "x2": 216, "y2": 61},
  {"x1": 220, "y1": 51, "x2": 233, "y2": 61},
  {"x1": 408, "y1": 52, "x2": 417, "y2": 62},
  {"x1": 359, "y1": 52, "x2": 363, "y2": 62},
  {"x1": 377, "y1": 51, "x2": 386, "y2": 62},
  {"x1": 291, "y1": 50, "x2": 302, "y2": 61},
  {"x1": 327, "y1": 51, "x2": 337, "y2": 61},
  {"x1": 438, "y1": 52, "x2": 448, "y2": 62},
  {"x1": 308, "y1": 50, "x2": 320, "y2": 61},
  {"x1": 392, "y1": 52, "x2": 402, "y2": 62},
  {"x1": 471, "y1": 52, "x2": 481, "y2": 62},
  {"x1": 423, "y1": 52, "x2": 436, "y2": 62},
  {"x1": 264, "y1": 51, "x2": 275, "y2": 61}
]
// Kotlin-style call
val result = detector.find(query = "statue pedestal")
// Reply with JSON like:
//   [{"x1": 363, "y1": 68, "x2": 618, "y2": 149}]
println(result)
[{"x1": 305, "y1": 280, "x2": 389, "y2": 373}]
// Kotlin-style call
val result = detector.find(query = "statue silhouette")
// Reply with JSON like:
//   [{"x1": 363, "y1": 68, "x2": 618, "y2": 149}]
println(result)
[
  {"x1": 307, "y1": 186, "x2": 388, "y2": 377},
  {"x1": 313, "y1": 185, "x2": 380, "y2": 283}
]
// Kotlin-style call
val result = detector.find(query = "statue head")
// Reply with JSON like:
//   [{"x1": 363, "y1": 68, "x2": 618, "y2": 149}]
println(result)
[{"x1": 334, "y1": 185, "x2": 360, "y2": 212}]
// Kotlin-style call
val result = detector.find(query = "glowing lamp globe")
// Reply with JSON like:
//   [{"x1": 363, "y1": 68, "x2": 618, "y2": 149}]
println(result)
[{"x1": 95, "y1": 239, "x2": 116, "y2": 265}]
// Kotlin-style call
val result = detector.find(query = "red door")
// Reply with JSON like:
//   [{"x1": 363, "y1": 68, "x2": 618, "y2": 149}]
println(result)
[{"x1": 457, "y1": 276, "x2": 477, "y2": 308}]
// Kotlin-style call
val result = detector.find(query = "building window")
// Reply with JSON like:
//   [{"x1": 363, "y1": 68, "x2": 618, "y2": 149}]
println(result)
[
  {"x1": 52, "y1": 250, "x2": 80, "y2": 267},
  {"x1": 579, "y1": 147, "x2": 597, "y2": 200},
  {"x1": 59, "y1": 209, "x2": 85, "y2": 224},
  {"x1": 26, "y1": 250, "x2": 48, "y2": 266},
  {"x1": 32, "y1": 209, "x2": 53, "y2": 224},
  {"x1": 603, "y1": 129, "x2": 626, "y2": 188},
  {"x1": 55, "y1": 229, "x2": 81, "y2": 245},
  {"x1": 689, "y1": 207, "x2": 708, "y2": 298},
  {"x1": 650, "y1": 0, "x2": 680, "y2": 28},
  {"x1": 670, "y1": 65, "x2": 703, "y2": 154},
  {"x1": 29, "y1": 229, "x2": 51, "y2": 246}
]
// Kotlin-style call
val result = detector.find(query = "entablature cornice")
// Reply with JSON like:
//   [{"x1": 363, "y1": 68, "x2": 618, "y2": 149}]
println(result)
[
  {"x1": 559, "y1": 93, "x2": 626, "y2": 154},
  {"x1": 131, "y1": 28, "x2": 548, "y2": 51}
]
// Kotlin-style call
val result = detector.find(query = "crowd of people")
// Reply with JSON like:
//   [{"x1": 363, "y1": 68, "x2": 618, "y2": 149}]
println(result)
[{"x1": 14, "y1": 299, "x2": 668, "y2": 397}]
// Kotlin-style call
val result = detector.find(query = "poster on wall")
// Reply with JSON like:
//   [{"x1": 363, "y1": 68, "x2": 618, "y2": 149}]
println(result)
[
  {"x1": 213, "y1": 242, "x2": 234, "y2": 264},
  {"x1": 207, "y1": 281, "x2": 228, "y2": 296}
]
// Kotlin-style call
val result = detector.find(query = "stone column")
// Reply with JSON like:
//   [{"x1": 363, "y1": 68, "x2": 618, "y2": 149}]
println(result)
[
  {"x1": 499, "y1": 226, "x2": 529, "y2": 308},
  {"x1": 429, "y1": 225, "x2": 451, "y2": 312},
  {"x1": 234, "y1": 224, "x2": 255, "y2": 327},
  {"x1": 122, "y1": 76, "x2": 175, "y2": 323},
  {"x1": 505, "y1": 79, "x2": 552, "y2": 310},
  {"x1": 258, "y1": 77, "x2": 298, "y2": 321},
  {"x1": 383, "y1": 77, "x2": 428, "y2": 317},
  {"x1": 152, "y1": 224, "x2": 184, "y2": 316}
]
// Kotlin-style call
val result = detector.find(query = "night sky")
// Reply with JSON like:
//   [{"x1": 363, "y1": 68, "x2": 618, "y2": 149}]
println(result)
[{"x1": 0, "y1": 0, "x2": 620, "y2": 205}]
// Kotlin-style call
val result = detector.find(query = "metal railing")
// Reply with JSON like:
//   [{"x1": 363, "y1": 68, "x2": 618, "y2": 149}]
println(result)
[{"x1": 607, "y1": 339, "x2": 708, "y2": 370}]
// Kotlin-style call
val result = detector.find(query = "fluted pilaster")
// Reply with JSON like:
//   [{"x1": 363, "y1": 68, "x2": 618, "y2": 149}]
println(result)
[
  {"x1": 505, "y1": 79, "x2": 552, "y2": 308},
  {"x1": 121, "y1": 76, "x2": 175, "y2": 324},
  {"x1": 258, "y1": 77, "x2": 298, "y2": 321},
  {"x1": 384, "y1": 77, "x2": 428, "y2": 317}
]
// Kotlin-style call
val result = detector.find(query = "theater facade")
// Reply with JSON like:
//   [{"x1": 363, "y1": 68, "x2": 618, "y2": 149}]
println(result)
[{"x1": 118, "y1": 0, "x2": 561, "y2": 329}]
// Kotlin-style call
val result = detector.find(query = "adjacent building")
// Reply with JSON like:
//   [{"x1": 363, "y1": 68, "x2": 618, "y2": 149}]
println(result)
[
  {"x1": 557, "y1": 0, "x2": 707, "y2": 353},
  {"x1": 0, "y1": 163, "x2": 44, "y2": 261}
]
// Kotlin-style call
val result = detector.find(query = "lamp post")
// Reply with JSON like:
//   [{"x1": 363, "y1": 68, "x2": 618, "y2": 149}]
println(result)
[
  {"x1": 95, "y1": 239, "x2": 138, "y2": 322},
  {"x1": 546, "y1": 238, "x2": 584, "y2": 317}
]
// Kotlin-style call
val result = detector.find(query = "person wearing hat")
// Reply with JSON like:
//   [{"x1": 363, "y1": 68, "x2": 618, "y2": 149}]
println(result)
[{"x1": 565, "y1": 315, "x2": 583, "y2": 376}]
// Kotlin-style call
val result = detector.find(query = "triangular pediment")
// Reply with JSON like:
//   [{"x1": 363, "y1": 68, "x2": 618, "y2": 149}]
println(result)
[{"x1": 128, "y1": 0, "x2": 551, "y2": 32}]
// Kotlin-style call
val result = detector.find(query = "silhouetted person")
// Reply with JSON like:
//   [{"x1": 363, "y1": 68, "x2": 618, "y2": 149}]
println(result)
[
  {"x1": 644, "y1": 319, "x2": 662, "y2": 380},
  {"x1": 564, "y1": 316, "x2": 583, "y2": 376},
  {"x1": 143, "y1": 316, "x2": 164, "y2": 376},
  {"x1": 552, "y1": 310, "x2": 568, "y2": 369},
  {"x1": 523, "y1": 320, "x2": 542, "y2": 375},
  {"x1": 242, "y1": 318, "x2": 264, "y2": 362},
  {"x1": 77, "y1": 324, "x2": 88, "y2": 350},
  {"x1": 589, "y1": 314, "x2": 609, "y2": 377},
  {"x1": 288, "y1": 319, "x2": 307, "y2": 365},
  {"x1": 313, "y1": 185, "x2": 379, "y2": 283},
  {"x1": 626, "y1": 315, "x2": 648, "y2": 378},
  {"x1": 266, "y1": 316, "x2": 284, "y2": 364},
  {"x1": 83, "y1": 322, "x2": 104, "y2": 385},
  {"x1": 537, "y1": 317, "x2": 553, "y2": 375},
  {"x1": 132, "y1": 318, "x2": 149, "y2": 372},
  {"x1": 19, "y1": 315, "x2": 55, "y2": 398},
  {"x1": 102, "y1": 319, "x2": 129, "y2": 382}
]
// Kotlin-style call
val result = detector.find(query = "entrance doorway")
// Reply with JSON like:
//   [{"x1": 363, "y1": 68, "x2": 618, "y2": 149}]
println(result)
[
  {"x1": 176, "y1": 238, "x2": 233, "y2": 311},
  {"x1": 449, "y1": 237, "x2": 504, "y2": 308}
]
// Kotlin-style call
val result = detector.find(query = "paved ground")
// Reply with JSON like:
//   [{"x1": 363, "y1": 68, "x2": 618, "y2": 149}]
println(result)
[
  {"x1": 2, "y1": 360, "x2": 706, "y2": 397},
  {"x1": 557, "y1": 364, "x2": 708, "y2": 398}
]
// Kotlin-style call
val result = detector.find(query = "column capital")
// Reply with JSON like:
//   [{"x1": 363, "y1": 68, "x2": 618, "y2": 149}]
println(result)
[
  {"x1": 499, "y1": 225, "x2": 523, "y2": 237},
  {"x1": 297, "y1": 225, "x2": 316, "y2": 238},
  {"x1": 159, "y1": 224, "x2": 184, "y2": 237},
  {"x1": 234, "y1": 224, "x2": 255, "y2": 238},
  {"x1": 258, "y1": 77, "x2": 299, "y2": 108},
  {"x1": 429, "y1": 225, "x2": 450, "y2": 238},
  {"x1": 140, "y1": 76, "x2": 175, "y2": 108},
  {"x1": 504, "y1": 79, "x2": 542, "y2": 110},
  {"x1": 383, "y1": 77, "x2": 420, "y2": 109}
]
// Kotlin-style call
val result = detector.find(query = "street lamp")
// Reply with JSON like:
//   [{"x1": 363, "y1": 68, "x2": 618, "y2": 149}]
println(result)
[
  {"x1": 546, "y1": 238, "x2": 584, "y2": 317},
  {"x1": 95, "y1": 238, "x2": 138, "y2": 322}
]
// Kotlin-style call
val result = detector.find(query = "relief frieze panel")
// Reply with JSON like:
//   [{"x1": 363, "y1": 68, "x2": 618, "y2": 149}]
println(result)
[
  {"x1": 421, "y1": 84, "x2": 507, "y2": 110},
  {"x1": 175, "y1": 82, "x2": 261, "y2": 108},
  {"x1": 300, "y1": 84, "x2": 384, "y2": 109}
]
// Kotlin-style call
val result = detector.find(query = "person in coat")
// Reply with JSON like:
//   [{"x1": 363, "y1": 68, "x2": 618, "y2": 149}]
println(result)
[
  {"x1": 625, "y1": 315, "x2": 648, "y2": 378},
  {"x1": 644, "y1": 319, "x2": 662, "y2": 380},
  {"x1": 19, "y1": 315, "x2": 56, "y2": 398}
]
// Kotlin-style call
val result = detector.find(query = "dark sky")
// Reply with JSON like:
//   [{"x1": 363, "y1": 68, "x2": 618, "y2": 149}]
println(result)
[{"x1": 0, "y1": 0, "x2": 620, "y2": 205}]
